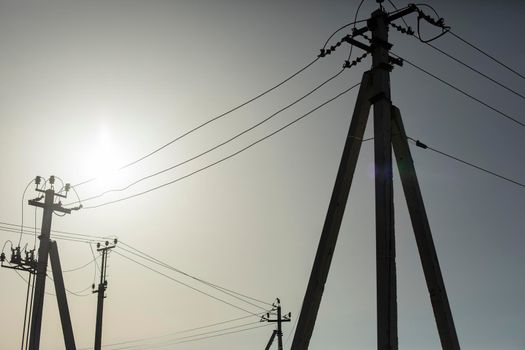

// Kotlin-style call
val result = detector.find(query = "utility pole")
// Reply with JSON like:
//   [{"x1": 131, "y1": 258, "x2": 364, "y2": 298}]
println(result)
[
  {"x1": 27, "y1": 176, "x2": 82, "y2": 350},
  {"x1": 262, "y1": 298, "x2": 291, "y2": 350},
  {"x1": 291, "y1": 3, "x2": 460, "y2": 349},
  {"x1": 93, "y1": 239, "x2": 117, "y2": 350}
]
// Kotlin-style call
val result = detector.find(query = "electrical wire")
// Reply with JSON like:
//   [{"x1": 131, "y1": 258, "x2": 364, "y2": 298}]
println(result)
[
  {"x1": 449, "y1": 30, "x2": 525, "y2": 81},
  {"x1": 72, "y1": 57, "x2": 321, "y2": 189},
  {"x1": 408, "y1": 137, "x2": 525, "y2": 189},
  {"x1": 18, "y1": 179, "x2": 35, "y2": 246},
  {"x1": 117, "y1": 242, "x2": 271, "y2": 310},
  {"x1": 83, "y1": 81, "x2": 362, "y2": 209},
  {"x1": 394, "y1": 25, "x2": 525, "y2": 101},
  {"x1": 0, "y1": 225, "x2": 104, "y2": 245},
  {"x1": 391, "y1": 52, "x2": 525, "y2": 128},
  {"x1": 110, "y1": 323, "x2": 273, "y2": 350},
  {"x1": 73, "y1": 68, "x2": 348, "y2": 206},
  {"x1": 61, "y1": 255, "x2": 99, "y2": 273},
  {"x1": 113, "y1": 250, "x2": 262, "y2": 316},
  {"x1": 347, "y1": 0, "x2": 367, "y2": 62},
  {"x1": 0, "y1": 221, "x2": 116, "y2": 240},
  {"x1": 107, "y1": 321, "x2": 267, "y2": 350},
  {"x1": 84, "y1": 313, "x2": 267, "y2": 350}
]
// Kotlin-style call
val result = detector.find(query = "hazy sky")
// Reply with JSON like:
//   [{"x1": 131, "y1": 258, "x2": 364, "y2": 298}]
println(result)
[{"x1": 0, "y1": 0, "x2": 524, "y2": 349}]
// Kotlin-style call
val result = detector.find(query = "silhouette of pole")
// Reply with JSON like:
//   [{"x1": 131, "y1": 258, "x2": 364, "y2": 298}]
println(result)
[
  {"x1": 369, "y1": 8, "x2": 398, "y2": 349},
  {"x1": 94, "y1": 240, "x2": 116, "y2": 350},
  {"x1": 28, "y1": 184, "x2": 72, "y2": 350},
  {"x1": 263, "y1": 299, "x2": 290, "y2": 350}
]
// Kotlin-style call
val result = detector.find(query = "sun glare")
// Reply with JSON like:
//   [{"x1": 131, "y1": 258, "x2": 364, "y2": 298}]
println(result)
[{"x1": 84, "y1": 126, "x2": 121, "y2": 190}]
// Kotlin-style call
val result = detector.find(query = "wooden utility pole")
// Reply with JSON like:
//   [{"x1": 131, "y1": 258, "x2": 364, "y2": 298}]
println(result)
[{"x1": 291, "y1": 4, "x2": 460, "y2": 349}]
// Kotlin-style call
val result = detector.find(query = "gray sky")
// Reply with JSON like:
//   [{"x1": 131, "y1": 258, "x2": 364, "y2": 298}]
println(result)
[{"x1": 0, "y1": 0, "x2": 524, "y2": 349}]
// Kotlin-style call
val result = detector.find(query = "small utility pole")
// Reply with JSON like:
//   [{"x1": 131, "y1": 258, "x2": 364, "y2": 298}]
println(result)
[
  {"x1": 262, "y1": 298, "x2": 291, "y2": 350},
  {"x1": 93, "y1": 239, "x2": 117, "y2": 350}
]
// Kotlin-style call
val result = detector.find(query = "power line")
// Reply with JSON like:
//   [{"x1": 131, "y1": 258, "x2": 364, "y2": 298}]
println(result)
[
  {"x1": 109, "y1": 321, "x2": 267, "y2": 350},
  {"x1": 391, "y1": 52, "x2": 525, "y2": 128},
  {"x1": 116, "y1": 243, "x2": 271, "y2": 310},
  {"x1": 0, "y1": 220, "x2": 115, "y2": 240},
  {"x1": 408, "y1": 137, "x2": 525, "y2": 190},
  {"x1": 108, "y1": 323, "x2": 272, "y2": 350},
  {"x1": 72, "y1": 57, "x2": 321, "y2": 189},
  {"x1": 83, "y1": 82, "x2": 362, "y2": 209},
  {"x1": 113, "y1": 250, "x2": 263, "y2": 316},
  {"x1": 74, "y1": 68, "x2": 347, "y2": 206},
  {"x1": 82, "y1": 313, "x2": 265, "y2": 350},
  {"x1": 449, "y1": 30, "x2": 525, "y2": 81},
  {"x1": 395, "y1": 28, "x2": 525, "y2": 101},
  {"x1": 61, "y1": 255, "x2": 99, "y2": 273}
]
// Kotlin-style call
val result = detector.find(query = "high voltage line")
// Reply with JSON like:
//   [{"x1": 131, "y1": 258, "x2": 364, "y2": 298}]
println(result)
[
  {"x1": 71, "y1": 58, "x2": 320, "y2": 189},
  {"x1": 81, "y1": 82, "x2": 363, "y2": 209},
  {"x1": 1, "y1": 223, "x2": 272, "y2": 313},
  {"x1": 391, "y1": 52, "x2": 525, "y2": 128},
  {"x1": 81, "y1": 313, "x2": 266, "y2": 350},
  {"x1": 113, "y1": 250, "x2": 264, "y2": 316},
  {"x1": 70, "y1": 17, "x2": 370, "y2": 193},
  {"x1": 116, "y1": 244, "x2": 271, "y2": 310},
  {"x1": 70, "y1": 67, "x2": 348, "y2": 206},
  {"x1": 449, "y1": 30, "x2": 525, "y2": 81}
]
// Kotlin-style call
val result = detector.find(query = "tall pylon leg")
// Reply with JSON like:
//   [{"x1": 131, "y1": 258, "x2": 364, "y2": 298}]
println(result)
[
  {"x1": 391, "y1": 106, "x2": 460, "y2": 350},
  {"x1": 291, "y1": 71, "x2": 373, "y2": 350}
]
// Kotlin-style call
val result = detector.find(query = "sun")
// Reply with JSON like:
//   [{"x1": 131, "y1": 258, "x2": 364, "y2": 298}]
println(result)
[{"x1": 83, "y1": 125, "x2": 121, "y2": 190}]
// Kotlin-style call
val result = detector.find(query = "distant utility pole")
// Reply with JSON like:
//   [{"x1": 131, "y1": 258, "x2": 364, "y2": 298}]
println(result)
[
  {"x1": 291, "y1": 2, "x2": 460, "y2": 350},
  {"x1": 24, "y1": 175, "x2": 81, "y2": 350},
  {"x1": 93, "y1": 239, "x2": 117, "y2": 350},
  {"x1": 262, "y1": 298, "x2": 291, "y2": 350}
]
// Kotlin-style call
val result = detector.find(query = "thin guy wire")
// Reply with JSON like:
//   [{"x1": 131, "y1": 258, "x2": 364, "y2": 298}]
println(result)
[
  {"x1": 113, "y1": 250, "x2": 262, "y2": 316},
  {"x1": 408, "y1": 138, "x2": 525, "y2": 189},
  {"x1": 72, "y1": 58, "x2": 320, "y2": 188},
  {"x1": 75, "y1": 68, "x2": 347, "y2": 206},
  {"x1": 449, "y1": 30, "x2": 525, "y2": 81},
  {"x1": 84, "y1": 82, "x2": 362, "y2": 209},
  {"x1": 391, "y1": 52, "x2": 525, "y2": 128}
]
